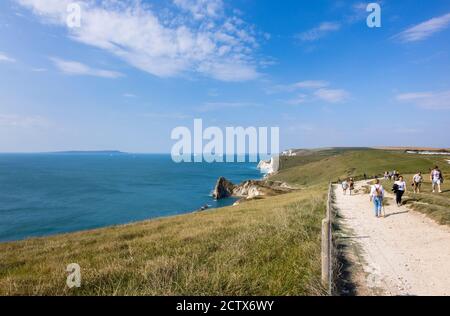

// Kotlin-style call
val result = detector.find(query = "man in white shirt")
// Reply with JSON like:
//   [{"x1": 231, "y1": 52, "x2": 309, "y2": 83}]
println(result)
[
  {"x1": 430, "y1": 166, "x2": 443, "y2": 193},
  {"x1": 370, "y1": 179, "x2": 385, "y2": 218}
]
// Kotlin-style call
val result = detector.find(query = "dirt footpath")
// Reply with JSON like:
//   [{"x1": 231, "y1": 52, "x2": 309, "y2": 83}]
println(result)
[{"x1": 335, "y1": 180, "x2": 450, "y2": 296}]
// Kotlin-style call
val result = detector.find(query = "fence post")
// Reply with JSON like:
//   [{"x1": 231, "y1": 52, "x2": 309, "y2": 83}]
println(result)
[
  {"x1": 322, "y1": 182, "x2": 333, "y2": 294},
  {"x1": 321, "y1": 217, "x2": 330, "y2": 288}
]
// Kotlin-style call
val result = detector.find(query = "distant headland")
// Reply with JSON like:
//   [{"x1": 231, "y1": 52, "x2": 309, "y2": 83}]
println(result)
[{"x1": 51, "y1": 150, "x2": 127, "y2": 154}]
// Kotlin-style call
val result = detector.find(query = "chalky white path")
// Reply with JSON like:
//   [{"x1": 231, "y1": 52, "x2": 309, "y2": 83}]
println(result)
[{"x1": 335, "y1": 181, "x2": 450, "y2": 296}]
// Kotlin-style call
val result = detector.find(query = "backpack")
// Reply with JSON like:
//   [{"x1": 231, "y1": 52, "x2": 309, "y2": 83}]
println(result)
[
  {"x1": 374, "y1": 185, "x2": 383, "y2": 197},
  {"x1": 392, "y1": 184, "x2": 399, "y2": 193}
]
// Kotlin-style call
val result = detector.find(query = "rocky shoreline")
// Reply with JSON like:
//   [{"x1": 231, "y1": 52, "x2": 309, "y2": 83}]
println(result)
[
  {"x1": 196, "y1": 158, "x2": 293, "y2": 211},
  {"x1": 211, "y1": 177, "x2": 295, "y2": 205}
]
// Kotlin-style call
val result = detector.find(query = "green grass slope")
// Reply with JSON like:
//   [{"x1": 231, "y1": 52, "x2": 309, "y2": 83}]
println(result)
[
  {"x1": 0, "y1": 189, "x2": 326, "y2": 296},
  {"x1": 273, "y1": 149, "x2": 450, "y2": 186}
]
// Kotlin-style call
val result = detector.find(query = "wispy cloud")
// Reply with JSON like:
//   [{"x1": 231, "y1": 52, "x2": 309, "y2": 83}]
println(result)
[
  {"x1": 293, "y1": 80, "x2": 330, "y2": 89},
  {"x1": 197, "y1": 102, "x2": 260, "y2": 112},
  {"x1": 396, "y1": 91, "x2": 450, "y2": 109},
  {"x1": 345, "y1": 2, "x2": 382, "y2": 24},
  {"x1": 284, "y1": 94, "x2": 309, "y2": 106},
  {"x1": 16, "y1": 0, "x2": 262, "y2": 82},
  {"x1": 268, "y1": 80, "x2": 349, "y2": 104},
  {"x1": 297, "y1": 22, "x2": 341, "y2": 42},
  {"x1": 143, "y1": 112, "x2": 192, "y2": 120},
  {"x1": 173, "y1": 0, "x2": 223, "y2": 20},
  {"x1": 50, "y1": 57, "x2": 123, "y2": 79},
  {"x1": 123, "y1": 93, "x2": 137, "y2": 98},
  {"x1": 31, "y1": 68, "x2": 47, "y2": 72},
  {"x1": 394, "y1": 13, "x2": 450, "y2": 42},
  {"x1": 207, "y1": 89, "x2": 220, "y2": 97},
  {"x1": 0, "y1": 114, "x2": 49, "y2": 128},
  {"x1": 267, "y1": 80, "x2": 329, "y2": 94},
  {"x1": 314, "y1": 88, "x2": 349, "y2": 103},
  {"x1": 0, "y1": 52, "x2": 16, "y2": 63}
]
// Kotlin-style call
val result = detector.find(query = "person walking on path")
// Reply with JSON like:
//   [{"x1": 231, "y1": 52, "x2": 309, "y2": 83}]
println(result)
[
  {"x1": 394, "y1": 176, "x2": 407, "y2": 206},
  {"x1": 341, "y1": 179, "x2": 349, "y2": 195},
  {"x1": 430, "y1": 166, "x2": 443, "y2": 193},
  {"x1": 370, "y1": 179, "x2": 385, "y2": 218},
  {"x1": 412, "y1": 172, "x2": 423, "y2": 194},
  {"x1": 349, "y1": 178, "x2": 355, "y2": 195}
]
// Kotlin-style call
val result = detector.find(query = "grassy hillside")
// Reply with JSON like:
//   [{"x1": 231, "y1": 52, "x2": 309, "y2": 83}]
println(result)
[
  {"x1": 273, "y1": 149, "x2": 450, "y2": 186},
  {"x1": 1, "y1": 148, "x2": 449, "y2": 295},
  {"x1": 0, "y1": 188, "x2": 326, "y2": 296}
]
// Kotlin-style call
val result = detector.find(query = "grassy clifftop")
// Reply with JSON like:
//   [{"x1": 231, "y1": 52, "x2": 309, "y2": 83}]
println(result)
[
  {"x1": 274, "y1": 148, "x2": 450, "y2": 186},
  {"x1": 1, "y1": 148, "x2": 449, "y2": 295},
  {"x1": 0, "y1": 188, "x2": 325, "y2": 296}
]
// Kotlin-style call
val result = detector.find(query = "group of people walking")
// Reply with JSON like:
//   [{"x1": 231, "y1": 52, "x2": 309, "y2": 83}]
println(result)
[
  {"x1": 342, "y1": 166, "x2": 445, "y2": 218},
  {"x1": 368, "y1": 176, "x2": 407, "y2": 217},
  {"x1": 341, "y1": 178, "x2": 355, "y2": 195},
  {"x1": 384, "y1": 170, "x2": 400, "y2": 181}
]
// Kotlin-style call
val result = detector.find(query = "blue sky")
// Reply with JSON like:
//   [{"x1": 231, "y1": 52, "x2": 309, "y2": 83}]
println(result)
[{"x1": 0, "y1": 0, "x2": 449, "y2": 153}]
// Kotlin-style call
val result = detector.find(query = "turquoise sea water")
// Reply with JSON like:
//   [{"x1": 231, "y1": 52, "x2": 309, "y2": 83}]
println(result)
[{"x1": 0, "y1": 154, "x2": 261, "y2": 242}]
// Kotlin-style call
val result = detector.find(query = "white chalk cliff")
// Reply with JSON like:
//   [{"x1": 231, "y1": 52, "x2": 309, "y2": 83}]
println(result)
[{"x1": 257, "y1": 157, "x2": 279, "y2": 175}]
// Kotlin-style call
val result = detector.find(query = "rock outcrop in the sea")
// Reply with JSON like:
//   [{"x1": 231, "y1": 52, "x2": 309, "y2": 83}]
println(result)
[
  {"x1": 212, "y1": 177, "x2": 236, "y2": 199},
  {"x1": 213, "y1": 177, "x2": 295, "y2": 201}
]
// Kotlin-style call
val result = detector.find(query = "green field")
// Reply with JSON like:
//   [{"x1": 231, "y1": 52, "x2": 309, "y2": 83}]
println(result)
[{"x1": 1, "y1": 148, "x2": 449, "y2": 295}]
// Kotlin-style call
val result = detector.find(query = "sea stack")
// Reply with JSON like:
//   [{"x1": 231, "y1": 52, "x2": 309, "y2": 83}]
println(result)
[{"x1": 212, "y1": 177, "x2": 236, "y2": 200}]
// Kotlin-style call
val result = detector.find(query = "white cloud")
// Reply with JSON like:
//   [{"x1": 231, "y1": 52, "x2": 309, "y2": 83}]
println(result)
[
  {"x1": 174, "y1": 0, "x2": 223, "y2": 20},
  {"x1": 394, "y1": 13, "x2": 450, "y2": 42},
  {"x1": 345, "y1": 2, "x2": 382, "y2": 24},
  {"x1": 123, "y1": 93, "x2": 137, "y2": 98},
  {"x1": 143, "y1": 112, "x2": 192, "y2": 120},
  {"x1": 50, "y1": 57, "x2": 123, "y2": 78},
  {"x1": 314, "y1": 88, "x2": 349, "y2": 103},
  {"x1": 0, "y1": 52, "x2": 16, "y2": 63},
  {"x1": 16, "y1": 0, "x2": 261, "y2": 81},
  {"x1": 0, "y1": 114, "x2": 49, "y2": 128},
  {"x1": 293, "y1": 80, "x2": 329, "y2": 89},
  {"x1": 297, "y1": 22, "x2": 341, "y2": 41},
  {"x1": 396, "y1": 91, "x2": 450, "y2": 109},
  {"x1": 284, "y1": 94, "x2": 308, "y2": 105},
  {"x1": 269, "y1": 80, "x2": 349, "y2": 104},
  {"x1": 268, "y1": 80, "x2": 329, "y2": 94},
  {"x1": 197, "y1": 101, "x2": 259, "y2": 112},
  {"x1": 31, "y1": 67, "x2": 47, "y2": 72}
]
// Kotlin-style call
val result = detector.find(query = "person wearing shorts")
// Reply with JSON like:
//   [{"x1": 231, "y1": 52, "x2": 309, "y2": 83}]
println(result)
[{"x1": 431, "y1": 166, "x2": 443, "y2": 193}]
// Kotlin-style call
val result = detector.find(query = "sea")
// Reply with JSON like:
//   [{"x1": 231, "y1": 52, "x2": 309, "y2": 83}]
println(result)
[{"x1": 0, "y1": 153, "x2": 262, "y2": 242}]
